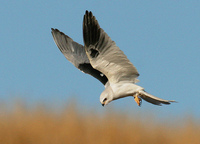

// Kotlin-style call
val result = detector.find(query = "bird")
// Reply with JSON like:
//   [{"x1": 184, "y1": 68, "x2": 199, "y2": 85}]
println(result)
[{"x1": 51, "y1": 10, "x2": 175, "y2": 107}]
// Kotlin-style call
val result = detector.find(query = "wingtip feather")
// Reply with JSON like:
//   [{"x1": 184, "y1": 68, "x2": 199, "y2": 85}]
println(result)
[{"x1": 83, "y1": 10, "x2": 100, "y2": 48}]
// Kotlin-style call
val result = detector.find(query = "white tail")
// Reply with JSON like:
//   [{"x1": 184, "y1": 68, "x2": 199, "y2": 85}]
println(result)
[{"x1": 138, "y1": 90, "x2": 176, "y2": 106}]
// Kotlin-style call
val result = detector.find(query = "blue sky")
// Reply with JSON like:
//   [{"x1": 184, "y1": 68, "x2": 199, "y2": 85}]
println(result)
[{"x1": 0, "y1": 1, "x2": 200, "y2": 119}]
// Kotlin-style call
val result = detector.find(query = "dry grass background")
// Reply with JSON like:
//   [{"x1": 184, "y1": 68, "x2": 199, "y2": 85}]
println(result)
[{"x1": 0, "y1": 100, "x2": 199, "y2": 144}]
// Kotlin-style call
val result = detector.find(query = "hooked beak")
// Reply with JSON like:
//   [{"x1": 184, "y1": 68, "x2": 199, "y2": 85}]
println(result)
[{"x1": 102, "y1": 103, "x2": 105, "y2": 107}]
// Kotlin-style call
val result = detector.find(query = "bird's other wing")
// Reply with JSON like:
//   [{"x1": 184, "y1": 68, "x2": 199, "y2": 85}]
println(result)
[
  {"x1": 51, "y1": 28, "x2": 108, "y2": 85},
  {"x1": 83, "y1": 11, "x2": 139, "y2": 84}
]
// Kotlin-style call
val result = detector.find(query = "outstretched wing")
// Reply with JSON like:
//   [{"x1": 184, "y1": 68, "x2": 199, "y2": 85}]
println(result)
[
  {"x1": 83, "y1": 11, "x2": 139, "y2": 84},
  {"x1": 51, "y1": 28, "x2": 108, "y2": 85}
]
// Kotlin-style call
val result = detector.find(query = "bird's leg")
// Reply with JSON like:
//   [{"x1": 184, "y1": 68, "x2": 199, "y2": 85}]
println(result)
[{"x1": 134, "y1": 93, "x2": 142, "y2": 106}]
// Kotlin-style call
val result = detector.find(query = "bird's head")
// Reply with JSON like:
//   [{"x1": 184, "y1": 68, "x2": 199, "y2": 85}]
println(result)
[{"x1": 100, "y1": 87, "x2": 113, "y2": 106}]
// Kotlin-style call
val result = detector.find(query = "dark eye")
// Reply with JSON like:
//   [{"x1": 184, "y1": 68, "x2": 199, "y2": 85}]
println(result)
[{"x1": 103, "y1": 98, "x2": 107, "y2": 102}]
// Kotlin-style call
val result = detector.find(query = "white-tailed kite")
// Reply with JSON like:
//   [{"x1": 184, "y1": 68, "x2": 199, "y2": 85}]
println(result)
[{"x1": 51, "y1": 10, "x2": 175, "y2": 107}]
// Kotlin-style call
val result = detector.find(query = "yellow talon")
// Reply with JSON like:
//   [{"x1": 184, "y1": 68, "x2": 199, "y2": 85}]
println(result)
[{"x1": 134, "y1": 95, "x2": 142, "y2": 106}]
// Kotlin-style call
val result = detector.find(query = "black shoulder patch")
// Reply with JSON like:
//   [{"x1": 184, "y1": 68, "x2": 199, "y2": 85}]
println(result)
[{"x1": 90, "y1": 49, "x2": 99, "y2": 58}]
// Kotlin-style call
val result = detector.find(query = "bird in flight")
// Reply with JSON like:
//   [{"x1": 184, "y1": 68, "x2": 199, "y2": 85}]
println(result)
[{"x1": 51, "y1": 10, "x2": 175, "y2": 107}]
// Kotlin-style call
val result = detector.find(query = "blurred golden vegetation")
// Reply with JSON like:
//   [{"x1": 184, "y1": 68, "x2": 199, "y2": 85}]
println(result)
[{"x1": 0, "y1": 101, "x2": 199, "y2": 144}]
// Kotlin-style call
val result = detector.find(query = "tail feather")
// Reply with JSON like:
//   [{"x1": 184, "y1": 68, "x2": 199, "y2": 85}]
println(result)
[{"x1": 139, "y1": 90, "x2": 176, "y2": 106}]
